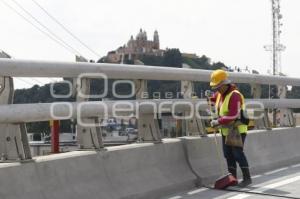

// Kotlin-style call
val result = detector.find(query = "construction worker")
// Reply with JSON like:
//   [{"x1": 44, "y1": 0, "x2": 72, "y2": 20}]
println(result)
[{"x1": 205, "y1": 69, "x2": 252, "y2": 187}]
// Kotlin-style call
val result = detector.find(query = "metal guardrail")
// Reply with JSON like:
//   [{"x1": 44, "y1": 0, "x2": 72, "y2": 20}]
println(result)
[
  {"x1": 0, "y1": 99, "x2": 299, "y2": 123},
  {"x1": 0, "y1": 58, "x2": 299, "y2": 161},
  {"x1": 0, "y1": 59, "x2": 300, "y2": 86}
]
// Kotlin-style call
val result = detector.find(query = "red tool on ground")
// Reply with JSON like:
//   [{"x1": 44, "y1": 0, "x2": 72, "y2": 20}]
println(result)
[
  {"x1": 208, "y1": 98, "x2": 238, "y2": 189},
  {"x1": 214, "y1": 174, "x2": 238, "y2": 189}
]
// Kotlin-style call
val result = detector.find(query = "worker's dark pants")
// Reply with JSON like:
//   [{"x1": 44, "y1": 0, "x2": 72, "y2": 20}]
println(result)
[{"x1": 222, "y1": 134, "x2": 249, "y2": 170}]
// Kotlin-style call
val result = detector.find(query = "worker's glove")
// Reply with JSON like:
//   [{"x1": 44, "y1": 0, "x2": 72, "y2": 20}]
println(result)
[
  {"x1": 210, "y1": 119, "x2": 220, "y2": 127},
  {"x1": 205, "y1": 90, "x2": 213, "y2": 98}
]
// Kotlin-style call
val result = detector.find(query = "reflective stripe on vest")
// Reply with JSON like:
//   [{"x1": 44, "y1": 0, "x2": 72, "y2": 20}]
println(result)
[{"x1": 215, "y1": 90, "x2": 248, "y2": 136}]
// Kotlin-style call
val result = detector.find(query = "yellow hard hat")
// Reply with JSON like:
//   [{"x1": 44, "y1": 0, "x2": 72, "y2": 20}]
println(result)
[{"x1": 210, "y1": 69, "x2": 231, "y2": 88}]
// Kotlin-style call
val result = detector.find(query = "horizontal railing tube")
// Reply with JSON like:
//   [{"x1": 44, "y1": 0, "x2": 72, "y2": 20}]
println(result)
[
  {"x1": 0, "y1": 99, "x2": 299, "y2": 123},
  {"x1": 0, "y1": 59, "x2": 300, "y2": 86}
]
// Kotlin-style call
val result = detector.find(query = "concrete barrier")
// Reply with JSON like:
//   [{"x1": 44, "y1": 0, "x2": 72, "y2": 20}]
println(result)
[
  {"x1": 0, "y1": 139, "x2": 195, "y2": 199},
  {"x1": 1, "y1": 127, "x2": 300, "y2": 198},
  {"x1": 179, "y1": 136, "x2": 227, "y2": 185},
  {"x1": 181, "y1": 127, "x2": 300, "y2": 185},
  {"x1": 246, "y1": 127, "x2": 300, "y2": 174}
]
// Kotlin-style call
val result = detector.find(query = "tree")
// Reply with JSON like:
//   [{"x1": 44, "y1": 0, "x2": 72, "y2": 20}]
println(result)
[{"x1": 163, "y1": 48, "x2": 182, "y2": 67}]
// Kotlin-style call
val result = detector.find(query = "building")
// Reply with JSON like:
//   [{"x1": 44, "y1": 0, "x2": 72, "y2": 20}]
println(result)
[{"x1": 106, "y1": 29, "x2": 164, "y2": 63}]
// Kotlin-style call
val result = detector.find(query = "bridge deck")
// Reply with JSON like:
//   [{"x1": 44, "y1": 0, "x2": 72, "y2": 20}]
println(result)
[{"x1": 164, "y1": 163, "x2": 300, "y2": 199}]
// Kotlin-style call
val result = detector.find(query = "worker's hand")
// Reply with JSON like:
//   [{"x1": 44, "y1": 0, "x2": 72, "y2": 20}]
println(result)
[
  {"x1": 205, "y1": 90, "x2": 213, "y2": 98},
  {"x1": 210, "y1": 119, "x2": 220, "y2": 127}
]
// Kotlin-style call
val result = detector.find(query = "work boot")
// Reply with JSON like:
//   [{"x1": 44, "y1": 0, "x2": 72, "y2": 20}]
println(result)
[
  {"x1": 228, "y1": 168, "x2": 238, "y2": 186},
  {"x1": 238, "y1": 167, "x2": 252, "y2": 187},
  {"x1": 228, "y1": 167, "x2": 237, "y2": 178}
]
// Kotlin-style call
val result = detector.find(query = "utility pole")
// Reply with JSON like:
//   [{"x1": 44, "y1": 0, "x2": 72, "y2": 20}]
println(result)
[{"x1": 264, "y1": 0, "x2": 286, "y2": 127}]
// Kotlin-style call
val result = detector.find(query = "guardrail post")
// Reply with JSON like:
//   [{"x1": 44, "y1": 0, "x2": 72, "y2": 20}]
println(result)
[
  {"x1": 0, "y1": 76, "x2": 32, "y2": 162},
  {"x1": 181, "y1": 64, "x2": 206, "y2": 137},
  {"x1": 263, "y1": 109, "x2": 272, "y2": 130},
  {"x1": 75, "y1": 77, "x2": 105, "y2": 150},
  {"x1": 251, "y1": 84, "x2": 264, "y2": 129},
  {"x1": 277, "y1": 85, "x2": 295, "y2": 127},
  {"x1": 251, "y1": 84, "x2": 262, "y2": 99},
  {"x1": 250, "y1": 84, "x2": 272, "y2": 130},
  {"x1": 135, "y1": 79, "x2": 162, "y2": 143}
]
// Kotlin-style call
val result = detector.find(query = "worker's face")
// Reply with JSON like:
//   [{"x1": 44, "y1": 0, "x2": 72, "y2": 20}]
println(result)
[{"x1": 216, "y1": 84, "x2": 229, "y2": 94}]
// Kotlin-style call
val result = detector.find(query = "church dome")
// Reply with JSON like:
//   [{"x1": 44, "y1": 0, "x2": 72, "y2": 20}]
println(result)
[
  {"x1": 142, "y1": 31, "x2": 147, "y2": 40},
  {"x1": 136, "y1": 29, "x2": 144, "y2": 40}
]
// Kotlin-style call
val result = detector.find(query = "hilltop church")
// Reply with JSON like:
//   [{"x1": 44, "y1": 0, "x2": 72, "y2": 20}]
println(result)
[{"x1": 106, "y1": 29, "x2": 165, "y2": 63}]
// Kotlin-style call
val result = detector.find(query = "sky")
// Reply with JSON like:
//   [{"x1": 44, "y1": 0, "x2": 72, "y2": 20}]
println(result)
[{"x1": 0, "y1": 0, "x2": 299, "y2": 89}]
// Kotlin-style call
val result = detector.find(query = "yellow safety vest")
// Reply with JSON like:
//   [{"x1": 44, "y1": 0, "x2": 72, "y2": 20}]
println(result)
[{"x1": 215, "y1": 90, "x2": 248, "y2": 136}]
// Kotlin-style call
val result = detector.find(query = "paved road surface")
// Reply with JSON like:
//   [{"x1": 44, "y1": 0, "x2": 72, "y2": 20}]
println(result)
[{"x1": 164, "y1": 163, "x2": 300, "y2": 199}]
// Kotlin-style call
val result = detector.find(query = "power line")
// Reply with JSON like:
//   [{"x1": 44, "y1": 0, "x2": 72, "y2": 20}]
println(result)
[
  {"x1": 9, "y1": 0, "x2": 83, "y2": 56},
  {"x1": 0, "y1": 0, "x2": 79, "y2": 56},
  {"x1": 9, "y1": 0, "x2": 85, "y2": 57},
  {"x1": 45, "y1": 77, "x2": 57, "y2": 82},
  {"x1": 17, "y1": 77, "x2": 61, "y2": 87},
  {"x1": 30, "y1": 0, "x2": 101, "y2": 58},
  {"x1": 1, "y1": 51, "x2": 59, "y2": 87},
  {"x1": 31, "y1": 78, "x2": 44, "y2": 84},
  {"x1": 15, "y1": 77, "x2": 35, "y2": 87},
  {"x1": 1, "y1": 50, "x2": 60, "y2": 89},
  {"x1": 15, "y1": 77, "x2": 58, "y2": 88},
  {"x1": 15, "y1": 77, "x2": 44, "y2": 87}
]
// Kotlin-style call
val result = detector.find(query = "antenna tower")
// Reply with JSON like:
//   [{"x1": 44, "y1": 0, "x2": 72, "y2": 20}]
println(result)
[{"x1": 264, "y1": 0, "x2": 286, "y2": 75}]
